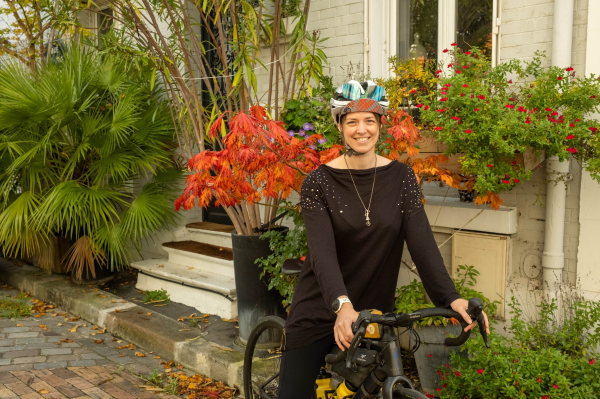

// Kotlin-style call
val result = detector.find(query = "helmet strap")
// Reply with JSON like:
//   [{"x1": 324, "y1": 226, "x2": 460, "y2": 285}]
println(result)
[{"x1": 344, "y1": 143, "x2": 368, "y2": 157}]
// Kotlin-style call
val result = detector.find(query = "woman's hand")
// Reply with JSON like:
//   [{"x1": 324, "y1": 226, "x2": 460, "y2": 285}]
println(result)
[
  {"x1": 334, "y1": 301, "x2": 359, "y2": 351},
  {"x1": 450, "y1": 298, "x2": 490, "y2": 334}
]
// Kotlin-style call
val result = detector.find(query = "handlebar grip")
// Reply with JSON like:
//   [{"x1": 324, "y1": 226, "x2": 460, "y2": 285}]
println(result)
[
  {"x1": 444, "y1": 297, "x2": 486, "y2": 347},
  {"x1": 324, "y1": 349, "x2": 346, "y2": 364}
]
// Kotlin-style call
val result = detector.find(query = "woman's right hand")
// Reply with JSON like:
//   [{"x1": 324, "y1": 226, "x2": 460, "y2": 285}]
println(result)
[{"x1": 334, "y1": 301, "x2": 359, "y2": 351}]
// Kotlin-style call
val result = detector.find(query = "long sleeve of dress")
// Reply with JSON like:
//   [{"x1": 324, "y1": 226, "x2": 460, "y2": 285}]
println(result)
[
  {"x1": 404, "y1": 172, "x2": 461, "y2": 308},
  {"x1": 300, "y1": 175, "x2": 348, "y2": 308}
]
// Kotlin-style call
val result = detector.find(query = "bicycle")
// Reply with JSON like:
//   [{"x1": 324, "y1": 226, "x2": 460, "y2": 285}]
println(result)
[{"x1": 243, "y1": 259, "x2": 490, "y2": 399}]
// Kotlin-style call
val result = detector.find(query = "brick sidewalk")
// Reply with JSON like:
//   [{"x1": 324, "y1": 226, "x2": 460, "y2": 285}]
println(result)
[{"x1": 0, "y1": 285, "x2": 183, "y2": 398}]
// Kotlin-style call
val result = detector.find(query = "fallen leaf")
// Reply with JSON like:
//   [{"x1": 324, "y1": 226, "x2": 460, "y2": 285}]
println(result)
[
  {"x1": 179, "y1": 329, "x2": 191, "y2": 331},
  {"x1": 94, "y1": 339, "x2": 105, "y2": 344},
  {"x1": 16, "y1": 323, "x2": 24, "y2": 327},
  {"x1": 145, "y1": 312, "x2": 152, "y2": 316},
  {"x1": 188, "y1": 267, "x2": 194, "y2": 270},
  {"x1": 222, "y1": 317, "x2": 238, "y2": 323},
  {"x1": 70, "y1": 316, "x2": 81, "y2": 322},
  {"x1": 57, "y1": 323, "x2": 62, "y2": 327},
  {"x1": 158, "y1": 264, "x2": 164, "y2": 268},
  {"x1": 38, "y1": 324, "x2": 47, "y2": 328},
  {"x1": 135, "y1": 352, "x2": 145, "y2": 357},
  {"x1": 112, "y1": 338, "x2": 117, "y2": 342},
  {"x1": 100, "y1": 295, "x2": 107, "y2": 298},
  {"x1": 38, "y1": 389, "x2": 49, "y2": 394},
  {"x1": 119, "y1": 354, "x2": 125, "y2": 357},
  {"x1": 111, "y1": 301, "x2": 117, "y2": 304},
  {"x1": 82, "y1": 324, "x2": 87, "y2": 327},
  {"x1": 60, "y1": 339, "x2": 73, "y2": 343},
  {"x1": 165, "y1": 368, "x2": 172, "y2": 373},
  {"x1": 154, "y1": 356, "x2": 161, "y2": 359},
  {"x1": 91, "y1": 326, "x2": 98, "y2": 330},
  {"x1": 91, "y1": 333, "x2": 96, "y2": 336},
  {"x1": 98, "y1": 327, "x2": 106, "y2": 334},
  {"x1": 177, "y1": 363, "x2": 183, "y2": 370},
  {"x1": 117, "y1": 343, "x2": 135, "y2": 350},
  {"x1": 68, "y1": 325, "x2": 79, "y2": 333}
]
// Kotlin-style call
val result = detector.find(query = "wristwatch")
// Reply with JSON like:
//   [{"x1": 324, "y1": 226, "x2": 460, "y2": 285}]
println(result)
[{"x1": 331, "y1": 297, "x2": 352, "y2": 314}]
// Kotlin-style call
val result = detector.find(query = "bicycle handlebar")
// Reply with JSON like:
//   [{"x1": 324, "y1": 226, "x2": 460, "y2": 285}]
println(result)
[{"x1": 324, "y1": 298, "x2": 490, "y2": 367}]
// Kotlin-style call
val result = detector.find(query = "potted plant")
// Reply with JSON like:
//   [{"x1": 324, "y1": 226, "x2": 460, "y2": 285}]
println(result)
[
  {"x1": 394, "y1": 265, "x2": 499, "y2": 396},
  {"x1": 176, "y1": 104, "x2": 344, "y2": 341},
  {"x1": 0, "y1": 46, "x2": 182, "y2": 283},
  {"x1": 420, "y1": 46, "x2": 600, "y2": 209}
]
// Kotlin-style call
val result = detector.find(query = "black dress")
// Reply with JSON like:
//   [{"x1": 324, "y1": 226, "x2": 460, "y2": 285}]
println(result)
[{"x1": 283, "y1": 160, "x2": 460, "y2": 350}]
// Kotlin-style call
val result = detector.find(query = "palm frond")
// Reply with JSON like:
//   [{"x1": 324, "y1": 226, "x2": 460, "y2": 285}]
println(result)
[
  {"x1": 0, "y1": 191, "x2": 45, "y2": 257},
  {"x1": 63, "y1": 235, "x2": 107, "y2": 280}
]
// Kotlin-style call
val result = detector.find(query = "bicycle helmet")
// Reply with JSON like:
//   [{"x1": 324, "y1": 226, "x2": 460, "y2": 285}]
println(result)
[
  {"x1": 330, "y1": 80, "x2": 389, "y2": 124},
  {"x1": 330, "y1": 81, "x2": 389, "y2": 156}
]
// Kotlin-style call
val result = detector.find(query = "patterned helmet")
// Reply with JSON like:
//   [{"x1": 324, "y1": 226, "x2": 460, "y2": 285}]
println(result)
[{"x1": 330, "y1": 80, "x2": 389, "y2": 123}]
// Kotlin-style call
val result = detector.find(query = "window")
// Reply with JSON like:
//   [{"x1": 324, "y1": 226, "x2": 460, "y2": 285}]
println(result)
[{"x1": 397, "y1": 0, "x2": 493, "y2": 64}]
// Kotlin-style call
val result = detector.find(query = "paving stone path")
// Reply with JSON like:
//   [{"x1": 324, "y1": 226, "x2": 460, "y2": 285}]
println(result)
[{"x1": 0, "y1": 285, "x2": 183, "y2": 399}]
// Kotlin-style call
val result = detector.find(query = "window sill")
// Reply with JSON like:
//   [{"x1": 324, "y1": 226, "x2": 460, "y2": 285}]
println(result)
[{"x1": 423, "y1": 196, "x2": 518, "y2": 235}]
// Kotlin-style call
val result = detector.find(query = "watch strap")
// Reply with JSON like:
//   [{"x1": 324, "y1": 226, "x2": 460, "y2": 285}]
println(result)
[{"x1": 334, "y1": 298, "x2": 352, "y2": 313}]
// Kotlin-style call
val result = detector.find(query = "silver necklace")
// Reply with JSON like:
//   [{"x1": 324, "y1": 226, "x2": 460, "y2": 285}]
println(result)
[{"x1": 344, "y1": 154, "x2": 377, "y2": 226}]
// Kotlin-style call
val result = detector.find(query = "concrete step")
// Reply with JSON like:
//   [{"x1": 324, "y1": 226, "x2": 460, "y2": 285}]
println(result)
[
  {"x1": 131, "y1": 258, "x2": 238, "y2": 319},
  {"x1": 162, "y1": 241, "x2": 235, "y2": 279},
  {"x1": 185, "y1": 221, "x2": 234, "y2": 248}
]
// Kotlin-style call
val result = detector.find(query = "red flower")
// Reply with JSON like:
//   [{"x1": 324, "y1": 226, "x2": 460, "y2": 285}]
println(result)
[
  {"x1": 590, "y1": 127, "x2": 598, "y2": 132},
  {"x1": 434, "y1": 127, "x2": 444, "y2": 131},
  {"x1": 463, "y1": 84, "x2": 468, "y2": 88},
  {"x1": 463, "y1": 65, "x2": 470, "y2": 69},
  {"x1": 437, "y1": 109, "x2": 446, "y2": 113},
  {"x1": 416, "y1": 104, "x2": 423, "y2": 108},
  {"x1": 567, "y1": 148, "x2": 577, "y2": 153},
  {"x1": 478, "y1": 95, "x2": 485, "y2": 100},
  {"x1": 443, "y1": 385, "x2": 447, "y2": 388},
  {"x1": 570, "y1": 123, "x2": 575, "y2": 127},
  {"x1": 512, "y1": 161, "x2": 517, "y2": 165},
  {"x1": 518, "y1": 106, "x2": 526, "y2": 112},
  {"x1": 545, "y1": 108, "x2": 553, "y2": 112},
  {"x1": 443, "y1": 49, "x2": 449, "y2": 53},
  {"x1": 554, "y1": 384, "x2": 559, "y2": 389},
  {"x1": 437, "y1": 388, "x2": 441, "y2": 392},
  {"x1": 477, "y1": 369, "x2": 484, "y2": 374},
  {"x1": 558, "y1": 76, "x2": 563, "y2": 80},
  {"x1": 440, "y1": 98, "x2": 448, "y2": 102},
  {"x1": 436, "y1": 70, "x2": 442, "y2": 75},
  {"x1": 576, "y1": 118, "x2": 581, "y2": 122},
  {"x1": 591, "y1": 95, "x2": 597, "y2": 99},
  {"x1": 465, "y1": 51, "x2": 472, "y2": 55},
  {"x1": 455, "y1": 371, "x2": 461, "y2": 377},
  {"x1": 505, "y1": 174, "x2": 509, "y2": 178},
  {"x1": 566, "y1": 67, "x2": 574, "y2": 72},
  {"x1": 443, "y1": 83, "x2": 452, "y2": 87},
  {"x1": 513, "y1": 359, "x2": 518, "y2": 363},
  {"x1": 487, "y1": 164, "x2": 493, "y2": 168},
  {"x1": 526, "y1": 120, "x2": 531, "y2": 124},
  {"x1": 429, "y1": 354, "x2": 433, "y2": 358},
  {"x1": 591, "y1": 358, "x2": 596, "y2": 365},
  {"x1": 452, "y1": 116, "x2": 460, "y2": 121},
  {"x1": 502, "y1": 179, "x2": 510, "y2": 184},
  {"x1": 513, "y1": 179, "x2": 520, "y2": 183},
  {"x1": 460, "y1": 93, "x2": 465, "y2": 97},
  {"x1": 456, "y1": 70, "x2": 462, "y2": 74},
  {"x1": 447, "y1": 63, "x2": 454, "y2": 68},
  {"x1": 536, "y1": 378, "x2": 543, "y2": 383},
  {"x1": 566, "y1": 134, "x2": 575, "y2": 140},
  {"x1": 509, "y1": 79, "x2": 513, "y2": 84},
  {"x1": 474, "y1": 108, "x2": 480, "y2": 111},
  {"x1": 451, "y1": 42, "x2": 457, "y2": 46},
  {"x1": 505, "y1": 104, "x2": 515, "y2": 109},
  {"x1": 551, "y1": 111, "x2": 559, "y2": 116},
  {"x1": 543, "y1": 396, "x2": 550, "y2": 399},
  {"x1": 410, "y1": 89, "x2": 417, "y2": 94},
  {"x1": 424, "y1": 105, "x2": 429, "y2": 110},
  {"x1": 465, "y1": 129, "x2": 472, "y2": 133},
  {"x1": 300, "y1": 256, "x2": 306, "y2": 261}
]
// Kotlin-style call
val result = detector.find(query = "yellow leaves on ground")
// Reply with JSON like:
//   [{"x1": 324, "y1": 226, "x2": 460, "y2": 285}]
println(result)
[
  {"x1": 117, "y1": 343, "x2": 135, "y2": 350},
  {"x1": 135, "y1": 352, "x2": 145, "y2": 357},
  {"x1": 94, "y1": 339, "x2": 105, "y2": 344},
  {"x1": 15, "y1": 323, "x2": 23, "y2": 327},
  {"x1": 38, "y1": 389, "x2": 49, "y2": 394},
  {"x1": 68, "y1": 325, "x2": 78, "y2": 333}
]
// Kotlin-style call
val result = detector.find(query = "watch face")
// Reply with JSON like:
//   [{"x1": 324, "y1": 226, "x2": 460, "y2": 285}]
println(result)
[{"x1": 332, "y1": 299, "x2": 340, "y2": 312}]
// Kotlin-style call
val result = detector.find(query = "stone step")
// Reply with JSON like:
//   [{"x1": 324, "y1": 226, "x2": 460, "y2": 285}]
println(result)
[
  {"x1": 185, "y1": 222, "x2": 234, "y2": 248},
  {"x1": 162, "y1": 240, "x2": 235, "y2": 279},
  {"x1": 131, "y1": 258, "x2": 238, "y2": 319}
]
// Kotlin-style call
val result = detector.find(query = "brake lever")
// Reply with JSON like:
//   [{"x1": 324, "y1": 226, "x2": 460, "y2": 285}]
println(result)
[
  {"x1": 444, "y1": 298, "x2": 490, "y2": 348},
  {"x1": 346, "y1": 310, "x2": 371, "y2": 369}
]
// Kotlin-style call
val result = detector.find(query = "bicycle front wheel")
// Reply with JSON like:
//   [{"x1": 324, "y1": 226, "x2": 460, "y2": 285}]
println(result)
[
  {"x1": 393, "y1": 388, "x2": 429, "y2": 399},
  {"x1": 243, "y1": 316, "x2": 286, "y2": 399}
]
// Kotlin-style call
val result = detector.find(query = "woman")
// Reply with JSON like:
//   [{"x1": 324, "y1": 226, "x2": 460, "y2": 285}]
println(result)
[{"x1": 277, "y1": 82, "x2": 489, "y2": 398}]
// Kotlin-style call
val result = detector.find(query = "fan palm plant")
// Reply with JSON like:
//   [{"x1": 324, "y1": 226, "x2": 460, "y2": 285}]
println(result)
[{"x1": 0, "y1": 45, "x2": 182, "y2": 280}]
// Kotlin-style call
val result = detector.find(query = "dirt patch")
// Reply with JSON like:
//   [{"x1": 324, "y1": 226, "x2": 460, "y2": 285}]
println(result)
[
  {"x1": 163, "y1": 240, "x2": 234, "y2": 261},
  {"x1": 186, "y1": 221, "x2": 236, "y2": 234}
]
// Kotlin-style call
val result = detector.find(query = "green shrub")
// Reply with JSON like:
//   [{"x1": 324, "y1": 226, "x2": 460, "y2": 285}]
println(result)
[
  {"x1": 438, "y1": 297, "x2": 600, "y2": 398},
  {"x1": 394, "y1": 265, "x2": 499, "y2": 327}
]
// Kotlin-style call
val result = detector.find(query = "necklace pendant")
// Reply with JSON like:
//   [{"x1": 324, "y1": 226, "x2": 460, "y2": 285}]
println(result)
[
  {"x1": 366, "y1": 220, "x2": 371, "y2": 226},
  {"x1": 365, "y1": 210, "x2": 371, "y2": 226}
]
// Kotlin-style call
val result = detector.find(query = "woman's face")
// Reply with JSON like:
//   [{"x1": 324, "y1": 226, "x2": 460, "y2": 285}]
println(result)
[{"x1": 338, "y1": 112, "x2": 380, "y2": 153}]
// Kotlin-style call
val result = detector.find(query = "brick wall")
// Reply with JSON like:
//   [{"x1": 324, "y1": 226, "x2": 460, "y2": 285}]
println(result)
[
  {"x1": 499, "y1": 0, "x2": 588, "y2": 286},
  {"x1": 254, "y1": 0, "x2": 365, "y2": 99}
]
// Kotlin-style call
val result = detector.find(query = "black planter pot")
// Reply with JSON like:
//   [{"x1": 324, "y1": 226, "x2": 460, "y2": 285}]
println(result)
[{"x1": 231, "y1": 227, "x2": 288, "y2": 343}]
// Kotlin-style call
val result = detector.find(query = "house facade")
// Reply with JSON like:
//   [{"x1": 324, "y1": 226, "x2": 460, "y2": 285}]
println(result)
[{"x1": 295, "y1": 0, "x2": 599, "y2": 321}]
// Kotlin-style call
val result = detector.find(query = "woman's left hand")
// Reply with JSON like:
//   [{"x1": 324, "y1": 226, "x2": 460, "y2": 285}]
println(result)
[{"x1": 450, "y1": 298, "x2": 490, "y2": 334}]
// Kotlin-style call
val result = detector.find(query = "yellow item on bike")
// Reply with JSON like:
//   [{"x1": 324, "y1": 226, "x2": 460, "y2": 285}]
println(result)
[
  {"x1": 365, "y1": 309, "x2": 382, "y2": 339},
  {"x1": 315, "y1": 369, "x2": 335, "y2": 399},
  {"x1": 332, "y1": 380, "x2": 358, "y2": 398}
]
